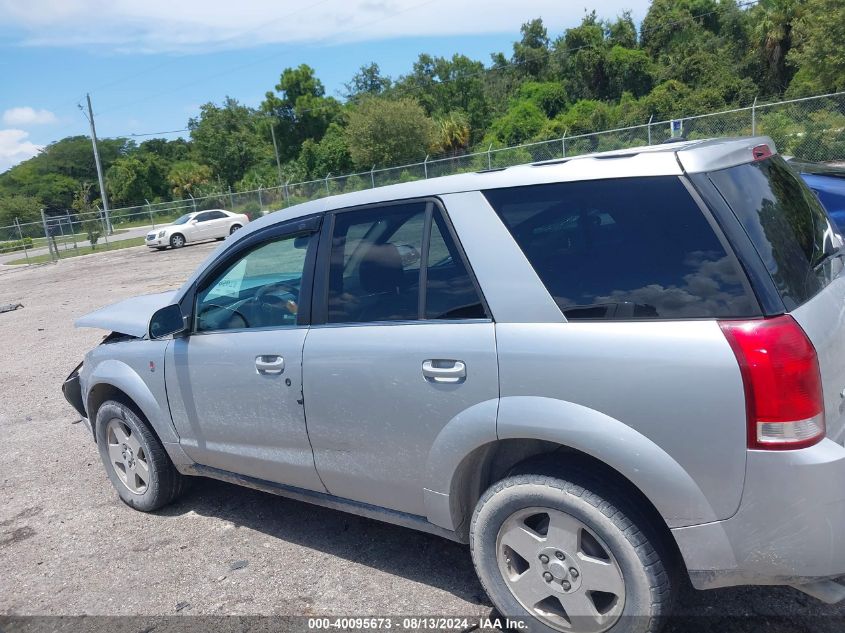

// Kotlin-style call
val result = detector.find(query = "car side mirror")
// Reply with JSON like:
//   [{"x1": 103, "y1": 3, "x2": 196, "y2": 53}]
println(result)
[
  {"x1": 149, "y1": 304, "x2": 187, "y2": 339},
  {"x1": 190, "y1": 220, "x2": 198, "y2": 225}
]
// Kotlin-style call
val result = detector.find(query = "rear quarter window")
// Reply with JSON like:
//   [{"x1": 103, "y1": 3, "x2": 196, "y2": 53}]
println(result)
[
  {"x1": 708, "y1": 157, "x2": 840, "y2": 310},
  {"x1": 483, "y1": 177, "x2": 758, "y2": 320}
]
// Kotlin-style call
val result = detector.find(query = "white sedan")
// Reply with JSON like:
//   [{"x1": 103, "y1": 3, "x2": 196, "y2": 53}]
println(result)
[{"x1": 146, "y1": 209, "x2": 249, "y2": 250}]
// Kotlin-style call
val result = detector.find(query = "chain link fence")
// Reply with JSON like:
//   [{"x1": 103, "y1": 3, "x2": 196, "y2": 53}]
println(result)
[{"x1": 3, "y1": 90, "x2": 844, "y2": 267}]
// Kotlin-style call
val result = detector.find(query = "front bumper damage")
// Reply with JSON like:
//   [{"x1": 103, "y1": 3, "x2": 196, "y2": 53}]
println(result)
[{"x1": 62, "y1": 362, "x2": 91, "y2": 433}]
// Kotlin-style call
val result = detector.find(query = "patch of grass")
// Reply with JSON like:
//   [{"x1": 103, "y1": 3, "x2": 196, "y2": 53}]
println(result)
[
  {"x1": 8, "y1": 228, "x2": 131, "y2": 250},
  {"x1": 6, "y1": 237, "x2": 147, "y2": 265}
]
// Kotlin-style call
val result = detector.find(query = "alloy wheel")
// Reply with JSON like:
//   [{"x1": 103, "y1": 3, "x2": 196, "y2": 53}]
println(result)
[
  {"x1": 496, "y1": 507, "x2": 625, "y2": 632},
  {"x1": 105, "y1": 418, "x2": 150, "y2": 495}
]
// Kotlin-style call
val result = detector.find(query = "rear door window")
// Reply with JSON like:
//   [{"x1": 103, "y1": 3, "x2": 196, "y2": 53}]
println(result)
[
  {"x1": 484, "y1": 177, "x2": 757, "y2": 320},
  {"x1": 325, "y1": 202, "x2": 487, "y2": 323},
  {"x1": 708, "y1": 156, "x2": 841, "y2": 310}
]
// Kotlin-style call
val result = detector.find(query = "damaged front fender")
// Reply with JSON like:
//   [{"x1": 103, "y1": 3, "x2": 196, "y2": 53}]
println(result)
[{"x1": 62, "y1": 361, "x2": 86, "y2": 419}]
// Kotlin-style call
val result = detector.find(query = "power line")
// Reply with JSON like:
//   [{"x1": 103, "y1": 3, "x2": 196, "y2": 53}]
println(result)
[{"x1": 129, "y1": 128, "x2": 190, "y2": 138}]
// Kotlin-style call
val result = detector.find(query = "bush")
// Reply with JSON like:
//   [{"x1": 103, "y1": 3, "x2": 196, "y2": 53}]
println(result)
[
  {"x1": 0, "y1": 237, "x2": 33, "y2": 253},
  {"x1": 239, "y1": 200, "x2": 262, "y2": 216}
]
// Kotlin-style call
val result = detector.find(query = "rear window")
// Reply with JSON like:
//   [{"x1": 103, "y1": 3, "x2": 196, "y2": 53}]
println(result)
[
  {"x1": 709, "y1": 157, "x2": 840, "y2": 310},
  {"x1": 484, "y1": 177, "x2": 757, "y2": 320}
]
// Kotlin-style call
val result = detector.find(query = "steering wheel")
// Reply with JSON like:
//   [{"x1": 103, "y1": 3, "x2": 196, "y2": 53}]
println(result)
[
  {"x1": 199, "y1": 303, "x2": 250, "y2": 330},
  {"x1": 255, "y1": 281, "x2": 299, "y2": 315}
]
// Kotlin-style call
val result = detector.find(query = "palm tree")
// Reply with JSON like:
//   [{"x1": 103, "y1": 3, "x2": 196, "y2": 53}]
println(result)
[
  {"x1": 754, "y1": 0, "x2": 802, "y2": 94},
  {"x1": 435, "y1": 111, "x2": 471, "y2": 158}
]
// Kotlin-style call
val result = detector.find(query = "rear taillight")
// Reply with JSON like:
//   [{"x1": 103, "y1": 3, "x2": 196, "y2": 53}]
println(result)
[{"x1": 719, "y1": 316, "x2": 825, "y2": 450}]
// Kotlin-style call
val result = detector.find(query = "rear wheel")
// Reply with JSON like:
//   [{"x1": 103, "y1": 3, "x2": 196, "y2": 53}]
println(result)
[
  {"x1": 229, "y1": 223, "x2": 242, "y2": 235},
  {"x1": 470, "y1": 473, "x2": 674, "y2": 633},
  {"x1": 94, "y1": 400, "x2": 187, "y2": 512},
  {"x1": 170, "y1": 233, "x2": 185, "y2": 249}
]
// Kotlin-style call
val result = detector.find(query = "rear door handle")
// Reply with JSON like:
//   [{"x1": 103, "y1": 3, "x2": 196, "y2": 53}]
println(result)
[
  {"x1": 256, "y1": 355, "x2": 285, "y2": 375},
  {"x1": 422, "y1": 359, "x2": 466, "y2": 383}
]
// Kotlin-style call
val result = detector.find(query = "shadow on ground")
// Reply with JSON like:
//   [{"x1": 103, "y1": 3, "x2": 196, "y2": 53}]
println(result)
[
  {"x1": 160, "y1": 478, "x2": 490, "y2": 607},
  {"x1": 160, "y1": 478, "x2": 845, "y2": 633}
]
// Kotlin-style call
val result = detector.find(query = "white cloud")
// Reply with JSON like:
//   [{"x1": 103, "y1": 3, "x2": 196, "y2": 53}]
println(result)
[
  {"x1": 2, "y1": 106, "x2": 58, "y2": 126},
  {"x1": 0, "y1": 129, "x2": 42, "y2": 172},
  {"x1": 0, "y1": 0, "x2": 652, "y2": 54}
]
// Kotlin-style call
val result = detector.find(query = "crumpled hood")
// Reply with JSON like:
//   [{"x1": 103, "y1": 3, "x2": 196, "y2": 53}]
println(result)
[{"x1": 75, "y1": 291, "x2": 178, "y2": 338}]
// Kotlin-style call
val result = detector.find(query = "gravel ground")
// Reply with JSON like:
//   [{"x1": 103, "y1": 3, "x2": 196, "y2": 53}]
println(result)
[{"x1": 1, "y1": 242, "x2": 844, "y2": 631}]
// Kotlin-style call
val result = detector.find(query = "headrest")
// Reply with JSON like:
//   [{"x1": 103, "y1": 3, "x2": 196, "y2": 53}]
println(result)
[{"x1": 359, "y1": 243, "x2": 405, "y2": 293}]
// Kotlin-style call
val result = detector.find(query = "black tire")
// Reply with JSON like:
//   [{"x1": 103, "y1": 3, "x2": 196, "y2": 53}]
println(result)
[
  {"x1": 94, "y1": 400, "x2": 188, "y2": 512},
  {"x1": 470, "y1": 473, "x2": 675, "y2": 633},
  {"x1": 229, "y1": 223, "x2": 242, "y2": 235},
  {"x1": 169, "y1": 233, "x2": 185, "y2": 249}
]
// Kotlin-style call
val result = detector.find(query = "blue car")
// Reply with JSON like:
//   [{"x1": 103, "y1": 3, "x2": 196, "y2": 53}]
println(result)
[{"x1": 790, "y1": 160, "x2": 845, "y2": 231}]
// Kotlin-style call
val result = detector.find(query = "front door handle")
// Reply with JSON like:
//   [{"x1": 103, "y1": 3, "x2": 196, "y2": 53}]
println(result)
[
  {"x1": 256, "y1": 355, "x2": 285, "y2": 375},
  {"x1": 422, "y1": 359, "x2": 466, "y2": 384}
]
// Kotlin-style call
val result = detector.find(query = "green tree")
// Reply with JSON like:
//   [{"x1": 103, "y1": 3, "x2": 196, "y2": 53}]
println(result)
[
  {"x1": 641, "y1": 0, "x2": 721, "y2": 57},
  {"x1": 605, "y1": 46, "x2": 654, "y2": 99},
  {"x1": 394, "y1": 53, "x2": 491, "y2": 141},
  {"x1": 261, "y1": 64, "x2": 342, "y2": 160},
  {"x1": 0, "y1": 194, "x2": 42, "y2": 236},
  {"x1": 345, "y1": 62, "x2": 392, "y2": 98},
  {"x1": 434, "y1": 111, "x2": 471, "y2": 156},
  {"x1": 513, "y1": 18, "x2": 550, "y2": 78},
  {"x1": 751, "y1": 0, "x2": 801, "y2": 94},
  {"x1": 189, "y1": 97, "x2": 268, "y2": 186},
  {"x1": 237, "y1": 164, "x2": 280, "y2": 191},
  {"x1": 167, "y1": 161, "x2": 212, "y2": 199},
  {"x1": 138, "y1": 137, "x2": 191, "y2": 162},
  {"x1": 517, "y1": 82, "x2": 569, "y2": 118},
  {"x1": 106, "y1": 153, "x2": 168, "y2": 206},
  {"x1": 0, "y1": 136, "x2": 131, "y2": 208},
  {"x1": 789, "y1": 0, "x2": 845, "y2": 91},
  {"x1": 487, "y1": 101, "x2": 547, "y2": 145},
  {"x1": 298, "y1": 122, "x2": 354, "y2": 179},
  {"x1": 345, "y1": 97, "x2": 436, "y2": 167},
  {"x1": 554, "y1": 12, "x2": 608, "y2": 100},
  {"x1": 71, "y1": 184, "x2": 102, "y2": 249},
  {"x1": 608, "y1": 11, "x2": 638, "y2": 48}
]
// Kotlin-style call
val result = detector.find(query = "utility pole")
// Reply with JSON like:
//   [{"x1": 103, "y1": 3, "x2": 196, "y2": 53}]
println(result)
[
  {"x1": 81, "y1": 94, "x2": 112, "y2": 234},
  {"x1": 269, "y1": 121, "x2": 284, "y2": 188}
]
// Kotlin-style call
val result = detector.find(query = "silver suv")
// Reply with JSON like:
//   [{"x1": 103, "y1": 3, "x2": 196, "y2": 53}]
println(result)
[{"x1": 64, "y1": 137, "x2": 845, "y2": 633}]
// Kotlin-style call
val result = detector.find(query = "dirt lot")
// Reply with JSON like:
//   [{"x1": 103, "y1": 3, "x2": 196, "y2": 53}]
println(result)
[{"x1": 1, "y1": 242, "x2": 844, "y2": 631}]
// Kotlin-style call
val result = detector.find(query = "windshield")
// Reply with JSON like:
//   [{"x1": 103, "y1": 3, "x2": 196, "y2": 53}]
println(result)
[
  {"x1": 172, "y1": 214, "x2": 193, "y2": 225},
  {"x1": 709, "y1": 156, "x2": 841, "y2": 310}
]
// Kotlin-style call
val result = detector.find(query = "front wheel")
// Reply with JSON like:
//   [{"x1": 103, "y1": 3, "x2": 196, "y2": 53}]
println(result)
[
  {"x1": 169, "y1": 233, "x2": 185, "y2": 249},
  {"x1": 95, "y1": 400, "x2": 187, "y2": 512},
  {"x1": 470, "y1": 473, "x2": 675, "y2": 633}
]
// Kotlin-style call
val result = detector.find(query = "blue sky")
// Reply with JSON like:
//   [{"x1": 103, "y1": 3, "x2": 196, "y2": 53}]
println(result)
[{"x1": 0, "y1": 0, "x2": 651, "y2": 172}]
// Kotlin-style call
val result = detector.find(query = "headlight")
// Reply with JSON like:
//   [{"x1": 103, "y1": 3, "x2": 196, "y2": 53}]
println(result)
[{"x1": 158, "y1": 230, "x2": 166, "y2": 237}]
